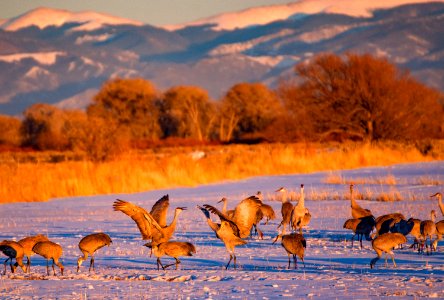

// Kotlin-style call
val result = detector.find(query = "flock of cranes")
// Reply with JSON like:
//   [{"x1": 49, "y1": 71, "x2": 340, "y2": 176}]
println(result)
[
  {"x1": 1, "y1": 187, "x2": 443, "y2": 276},
  {"x1": 343, "y1": 186, "x2": 444, "y2": 268}
]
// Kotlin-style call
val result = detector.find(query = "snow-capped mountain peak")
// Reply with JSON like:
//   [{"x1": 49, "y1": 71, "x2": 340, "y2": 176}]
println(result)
[
  {"x1": 164, "y1": 0, "x2": 444, "y2": 31},
  {"x1": 1, "y1": 7, "x2": 143, "y2": 31}
]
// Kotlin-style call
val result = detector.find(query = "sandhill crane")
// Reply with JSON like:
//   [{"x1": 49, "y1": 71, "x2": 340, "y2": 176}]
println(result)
[
  {"x1": 77, "y1": 232, "x2": 112, "y2": 273},
  {"x1": 370, "y1": 232, "x2": 407, "y2": 269},
  {"x1": 432, "y1": 220, "x2": 444, "y2": 251},
  {"x1": 301, "y1": 208, "x2": 312, "y2": 228},
  {"x1": 276, "y1": 187, "x2": 293, "y2": 234},
  {"x1": 390, "y1": 218, "x2": 414, "y2": 237},
  {"x1": 405, "y1": 217, "x2": 422, "y2": 250},
  {"x1": 145, "y1": 241, "x2": 196, "y2": 270},
  {"x1": 374, "y1": 213, "x2": 405, "y2": 236},
  {"x1": 251, "y1": 197, "x2": 276, "y2": 239},
  {"x1": 197, "y1": 205, "x2": 246, "y2": 269},
  {"x1": 218, "y1": 197, "x2": 235, "y2": 219},
  {"x1": 18, "y1": 234, "x2": 49, "y2": 273},
  {"x1": 255, "y1": 191, "x2": 276, "y2": 225},
  {"x1": 430, "y1": 192, "x2": 444, "y2": 216},
  {"x1": 113, "y1": 195, "x2": 186, "y2": 247},
  {"x1": 206, "y1": 195, "x2": 262, "y2": 239},
  {"x1": 272, "y1": 233, "x2": 306, "y2": 269},
  {"x1": 290, "y1": 184, "x2": 308, "y2": 233},
  {"x1": 252, "y1": 208, "x2": 265, "y2": 239},
  {"x1": 420, "y1": 210, "x2": 437, "y2": 255},
  {"x1": 349, "y1": 184, "x2": 372, "y2": 219},
  {"x1": 259, "y1": 203, "x2": 276, "y2": 225},
  {"x1": 0, "y1": 240, "x2": 27, "y2": 275},
  {"x1": 32, "y1": 241, "x2": 64, "y2": 276},
  {"x1": 343, "y1": 216, "x2": 375, "y2": 249}
]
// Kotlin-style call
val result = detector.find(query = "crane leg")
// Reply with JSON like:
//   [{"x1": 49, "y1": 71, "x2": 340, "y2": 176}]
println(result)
[
  {"x1": 293, "y1": 254, "x2": 298, "y2": 269},
  {"x1": 226, "y1": 254, "x2": 233, "y2": 269},
  {"x1": 26, "y1": 257, "x2": 31, "y2": 273},
  {"x1": 52, "y1": 259, "x2": 56, "y2": 276},
  {"x1": 233, "y1": 254, "x2": 237, "y2": 269},
  {"x1": 46, "y1": 259, "x2": 50, "y2": 276},
  {"x1": 3, "y1": 258, "x2": 9, "y2": 275},
  {"x1": 287, "y1": 254, "x2": 291, "y2": 269},
  {"x1": 157, "y1": 258, "x2": 165, "y2": 270},
  {"x1": 90, "y1": 257, "x2": 96, "y2": 272}
]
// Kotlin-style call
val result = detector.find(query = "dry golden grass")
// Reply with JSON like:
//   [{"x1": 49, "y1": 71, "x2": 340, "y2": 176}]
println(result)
[
  {"x1": 324, "y1": 173, "x2": 398, "y2": 185},
  {"x1": 1, "y1": 141, "x2": 443, "y2": 203}
]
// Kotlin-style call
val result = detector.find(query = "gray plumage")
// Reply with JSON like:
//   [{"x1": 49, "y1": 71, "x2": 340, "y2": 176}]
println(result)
[
  {"x1": 290, "y1": 184, "x2": 307, "y2": 233},
  {"x1": 0, "y1": 240, "x2": 27, "y2": 275},
  {"x1": 276, "y1": 187, "x2": 293, "y2": 234},
  {"x1": 113, "y1": 196, "x2": 186, "y2": 246},
  {"x1": 430, "y1": 192, "x2": 444, "y2": 216},
  {"x1": 197, "y1": 205, "x2": 246, "y2": 269},
  {"x1": 18, "y1": 234, "x2": 49, "y2": 273},
  {"x1": 349, "y1": 184, "x2": 373, "y2": 219},
  {"x1": 370, "y1": 233, "x2": 407, "y2": 269},
  {"x1": 77, "y1": 233, "x2": 112, "y2": 273},
  {"x1": 343, "y1": 216, "x2": 375, "y2": 249},
  {"x1": 375, "y1": 213, "x2": 405, "y2": 236},
  {"x1": 273, "y1": 233, "x2": 306, "y2": 269},
  {"x1": 420, "y1": 210, "x2": 437, "y2": 255},
  {"x1": 432, "y1": 220, "x2": 444, "y2": 251},
  {"x1": 146, "y1": 241, "x2": 196, "y2": 270},
  {"x1": 32, "y1": 241, "x2": 64, "y2": 276}
]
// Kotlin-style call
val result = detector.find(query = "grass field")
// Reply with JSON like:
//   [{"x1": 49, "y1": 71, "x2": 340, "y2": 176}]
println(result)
[{"x1": 1, "y1": 141, "x2": 443, "y2": 203}]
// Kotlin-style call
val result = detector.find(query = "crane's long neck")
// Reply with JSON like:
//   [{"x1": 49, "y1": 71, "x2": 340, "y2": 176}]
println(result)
[
  {"x1": 296, "y1": 186, "x2": 305, "y2": 208},
  {"x1": 431, "y1": 211, "x2": 436, "y2": 222},
  {"x1": 350, "y1": 185, "x2": 358, "y2": 208},
  {"x1": 281, "y1": 191, "x2": 288, "y2": 204},
  {"x1": 77, "y1": 252, "x2": 88, "y2": 268},
  {"x1": 169, "y1": 210, "x2": 182, "y2": 230},
  {"x1": 438, "y1": 196, "x2": 444, "y2": 216},
  {"x1": 221, "y1": 200, "x2": 227, "y2": 214}
]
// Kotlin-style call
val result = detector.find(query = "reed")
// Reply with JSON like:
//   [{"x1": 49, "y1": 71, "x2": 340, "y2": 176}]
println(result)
[{"x1": 0, "y1": 141, "x2": 442, "y2": 203}]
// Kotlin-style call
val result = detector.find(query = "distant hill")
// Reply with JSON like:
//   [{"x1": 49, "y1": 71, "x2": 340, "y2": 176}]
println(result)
[{"x1": 1, "y1": 1, "x2": 444, "y2": 115}]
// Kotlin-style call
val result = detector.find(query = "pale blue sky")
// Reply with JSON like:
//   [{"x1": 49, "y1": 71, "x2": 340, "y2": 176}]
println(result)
[{"x1": 1, "y1": 0, "x2": 296, "y2": 26}]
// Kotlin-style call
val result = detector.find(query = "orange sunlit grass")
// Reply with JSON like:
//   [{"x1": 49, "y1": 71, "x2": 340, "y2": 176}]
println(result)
[{"x1": 1, "y1": 141, "x2": 443, "y2": 203}]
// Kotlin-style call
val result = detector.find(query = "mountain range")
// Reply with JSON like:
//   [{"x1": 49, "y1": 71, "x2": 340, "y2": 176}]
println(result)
[{"x1": 1, "y1": 0, "x2": 444, "y2": 116}]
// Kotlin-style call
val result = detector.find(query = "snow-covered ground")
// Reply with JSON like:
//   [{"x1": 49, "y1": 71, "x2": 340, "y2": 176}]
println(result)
[{"x1": 1, "y1": 161, "x2": 443, "y2": 299}]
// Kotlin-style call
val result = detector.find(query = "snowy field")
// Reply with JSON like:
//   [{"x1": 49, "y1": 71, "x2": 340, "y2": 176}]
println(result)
[{"x1": 1, "y1": 161, "x2": 444, "y2": 299}]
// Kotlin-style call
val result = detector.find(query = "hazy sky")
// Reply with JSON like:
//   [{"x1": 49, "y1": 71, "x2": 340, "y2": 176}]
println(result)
[{"x1": 1, "y1": 0, "x2": 296, "y2": 26}]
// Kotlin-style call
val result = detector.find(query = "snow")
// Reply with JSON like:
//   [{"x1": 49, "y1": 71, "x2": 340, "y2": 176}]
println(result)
[
  {"x1": 1, "y1": 7, "x2": 143, "y2": 32},
  {"x1": 1, "y1": 161, "x2": 444, "y2": 299},
  {"x1": 75, "y1": 33, "x2": 115, "y2": 45},
  {"x1": 165, "y1": 0, "x2": 444, "y2": 31},
  {"x1": 0, "y1": 52, "x2": 65, "y2": 65}
]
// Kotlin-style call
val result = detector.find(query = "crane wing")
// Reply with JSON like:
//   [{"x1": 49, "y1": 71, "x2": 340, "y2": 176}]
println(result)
[
  {"x1": 203, "y1": 204, "x2": 241, "y2": 237},
  {"x1": 150, "y1": 195, "x2": 170, "y2": 227},
  {"x1": 232, "y1": 196, "x2": 262, "y2": 238},
  {"x1": 113, "y1": 199, "x2": 163, "y2": 240}
]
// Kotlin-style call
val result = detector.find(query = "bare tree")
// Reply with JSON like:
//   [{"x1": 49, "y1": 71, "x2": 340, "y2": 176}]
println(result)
[{"x1": 160, "y1": 85, "x2": 216, "y2": 141}]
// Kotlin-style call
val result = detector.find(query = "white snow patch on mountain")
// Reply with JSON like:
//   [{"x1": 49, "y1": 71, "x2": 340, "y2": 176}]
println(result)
[
  {"x1": 0, "y1": 51, "x2": 65, "y2": 65},
  {"x1": 165, "y1": 0, "x2": 444, "y2": 31},
  {"x1": 1, "y1": 7, "x2": 143, "y2": 31},
  {"x1": 75, "y1": 33, "x2": 115, "y2": 45},
  {"x1": 25, "y1": 66, "x2": 50, "y2": 79}
]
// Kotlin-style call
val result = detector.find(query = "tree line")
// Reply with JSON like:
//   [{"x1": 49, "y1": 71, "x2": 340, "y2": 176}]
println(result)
[{"x1": 1, "y1": 53, "x2": 443, "y2": 160}]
